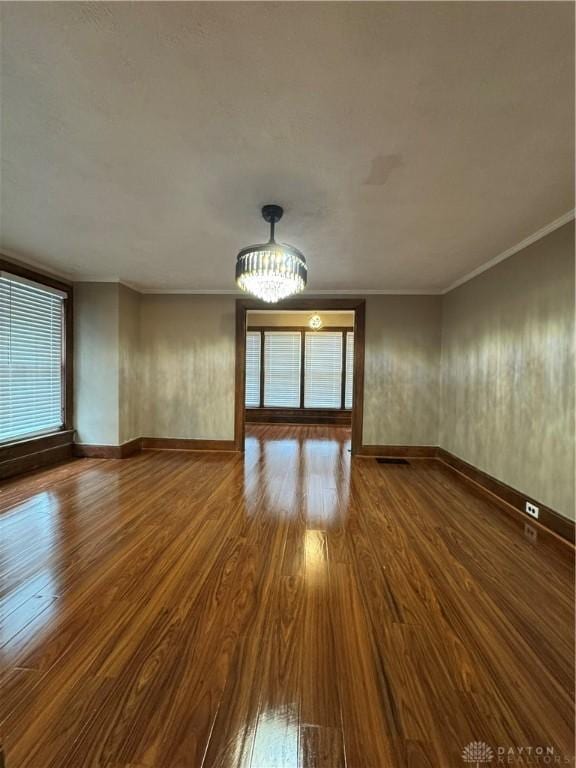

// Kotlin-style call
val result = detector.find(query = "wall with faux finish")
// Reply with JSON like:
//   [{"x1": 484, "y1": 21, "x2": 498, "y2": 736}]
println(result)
[
  {"x1": 74, "y1": 283, "x2": 120, "y2": 445},
  {"x1": 141, "y1": 296, "x2": 440, "y2": 447},
  {"x1": 441, "y1": 222, "x2": 575, "y2": 520},
  {"x1": 139, "y1": 295, "x2": 236, "y2": 440},
  {"x1": 363, "y1": 295, "x2": 442, "y2": 446},
  {"x1": 119, "y1": 284, "x2": 141, "y2": 444}
]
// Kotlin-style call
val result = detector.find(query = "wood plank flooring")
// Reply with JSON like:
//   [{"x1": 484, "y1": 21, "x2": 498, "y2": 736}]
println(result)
[{"x1": 0, "y1": 424, "x2": 574, "y2": 768}]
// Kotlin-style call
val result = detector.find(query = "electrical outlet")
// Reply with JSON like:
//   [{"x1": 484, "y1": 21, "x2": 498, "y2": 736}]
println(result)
[
  {"x1": 524, "y1": 523, "x2": 538, "y2": 543},
  {"x1": 525, "y1": 501, "x2": 539, "y2": 519}
]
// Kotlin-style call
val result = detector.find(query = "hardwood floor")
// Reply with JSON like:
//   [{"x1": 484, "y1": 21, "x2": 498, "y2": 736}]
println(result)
[{"x1": 0, "y1": 425, "x2": 574, "y2": 768}]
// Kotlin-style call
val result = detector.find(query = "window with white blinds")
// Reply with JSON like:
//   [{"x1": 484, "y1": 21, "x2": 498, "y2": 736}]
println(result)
[
  {"x1": 304, "y1": 331, "x2": 343, "y2": 408},
  {"x1": 0, "y1": 272, "x2": 65, "y2": 442},
  {"x1": 245, "y1": 331, "x2": 261, "y2": 407},
  {"x1": 263, "y1": 331, "x2": 301, "y2": 407},
  {"x1": 246, "y1": 328, "x2": 355, "y2": 410},
  {"x1": 345, "y1": 331, "x2": 354, "y2": 409}
]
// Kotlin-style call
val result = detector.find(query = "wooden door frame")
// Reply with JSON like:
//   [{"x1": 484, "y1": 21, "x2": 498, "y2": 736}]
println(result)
[{"x1": 234, "y1": 298, "x2": 365, "y2": 453}]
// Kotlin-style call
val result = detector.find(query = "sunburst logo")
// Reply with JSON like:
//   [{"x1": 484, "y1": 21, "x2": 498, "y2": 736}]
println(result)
[{"x1": 462, "y1": 741, "x2": 494, "y2": 767}]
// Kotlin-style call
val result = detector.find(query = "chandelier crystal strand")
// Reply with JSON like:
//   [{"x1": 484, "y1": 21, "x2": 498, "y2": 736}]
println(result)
[{"x1": 235, "y1": 205, "x2": 307, "y2": 303}]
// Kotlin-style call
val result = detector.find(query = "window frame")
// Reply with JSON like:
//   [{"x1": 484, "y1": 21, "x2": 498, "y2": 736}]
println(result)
[
  {"x1": 344, "y1": 330, "x2": 354, "y2": 410},
  {"x1": 245, "y1": 330, "x2": 262, "y2": 408},
  {"x1": 245, "y1": 325, "x2": 354, "y2": 411},
  {"x1": 0, "y1": 256, "x2": 73, "y2": 445}
]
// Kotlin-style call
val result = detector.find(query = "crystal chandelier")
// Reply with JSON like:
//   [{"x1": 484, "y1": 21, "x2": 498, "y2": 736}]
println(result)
[{"x1": 236, "y1": 205, "x2": 307, "y2": 303}]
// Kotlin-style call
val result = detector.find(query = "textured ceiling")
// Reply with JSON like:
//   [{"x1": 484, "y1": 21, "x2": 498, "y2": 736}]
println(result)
[{"x1": 1, "y1": 2, "x2": 574, "y2": 291}]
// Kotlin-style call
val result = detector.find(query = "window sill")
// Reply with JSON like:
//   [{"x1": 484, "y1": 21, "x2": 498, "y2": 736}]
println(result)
[
  {"x1": 245, "y1": 407, "x2": 352, "y2": 426},
  {"x1": 0, "y1": 429, "x2": 75, "y2": 462}
]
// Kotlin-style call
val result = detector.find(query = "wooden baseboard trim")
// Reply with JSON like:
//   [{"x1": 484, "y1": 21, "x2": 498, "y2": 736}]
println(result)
[
  {"x1": 120, "y1": 437, "x2": 142, "y2": 458},
  {"x1": 357, "y1": 444, "x2": 438, "y2": 458},
  {"x1": 141, "y1": 437, "x2": 238, "y2": 452},
  {"x1": 437, "y1": 448, "x2": 575, "y2": 545},
  {"x1": 0, "y1": 431, "x2": 75, "y2": 480},
  {"x1": 74, "y1": 437, "x2": 142, "y2": 459}
]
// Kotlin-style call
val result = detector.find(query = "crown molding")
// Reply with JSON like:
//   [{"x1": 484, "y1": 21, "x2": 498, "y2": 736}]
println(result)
[
  {"x1": 442, "y1": 209, "x2": 575, "y2": 294},
  {"x1": 0, "y1": 248, "x2": 74, "y2": 283},
  {"x1": 75, "y1": 276, "x2": 127, "y2": 283}
]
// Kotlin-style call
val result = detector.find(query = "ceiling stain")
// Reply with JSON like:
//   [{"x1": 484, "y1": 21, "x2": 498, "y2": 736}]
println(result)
[{"x1": 363, "y1": 154, "x2": 403, "y2": 186}]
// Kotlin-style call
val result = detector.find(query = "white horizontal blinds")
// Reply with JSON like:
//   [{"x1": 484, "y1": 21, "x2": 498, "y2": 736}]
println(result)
[
  {"x1": 345, "y1": 331, "x2": 354, "y2": 409},
  {"x1": 0, "y1": 272, "x2": 65, "y2": 442},
  {"x1": 263, "y1": 331, "x2": 301, "y2": 407},
  {"x1": 245, "y1": 331, "x2": 261, "y2": 407},
  {"x1": 304, "y1": 331, "x2": 343, "y2": 408}
]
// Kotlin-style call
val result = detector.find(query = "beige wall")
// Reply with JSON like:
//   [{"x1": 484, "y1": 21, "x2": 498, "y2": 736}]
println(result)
[
  {"x1": 441, "y1": 222, "x2": 575, "y2": 520},
  {"x1": 139, "y1": 295, "x2": 236, "y2": 440},
  {"x1": 139, "y1": 296, "x2": 440, "y2": 446},
  {"x1": 74, "y1": 283, "x2": 121, "y2": 445},
  {"x1": 75, "y1": 291, "x2": 443, "y2": 448},
  {"x1": 75, "y1": 282, "x2": 142, "y2": 445},
  {"x1": 119, "y1": 284, "x2": 141, "y2": 443},
  {"x1": 363, "y1": 296, "x2": 442, "y2": 446}
]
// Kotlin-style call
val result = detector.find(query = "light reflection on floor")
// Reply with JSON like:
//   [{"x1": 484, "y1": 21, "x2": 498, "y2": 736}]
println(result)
[
  {"x1": 0, "y1": 491, "x2": 61, "y2": 651},
  {"x1": 243, "y1": 427, "x2": 351, "y2": 528},
  {"x1": 250, "y1": 706, "x2": 300, "y2": 768},
  {"x1": 0, "y1": 473, "x2": 121, "y2": 658},
  {"x1": 230, "y1": 428, "x2": 350, "y2": 766}
]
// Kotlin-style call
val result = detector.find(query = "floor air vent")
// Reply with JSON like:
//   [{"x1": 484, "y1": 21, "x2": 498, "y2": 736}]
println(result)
[{"x1": 376, "y1": 457, "x2": 410, "y2": 465}]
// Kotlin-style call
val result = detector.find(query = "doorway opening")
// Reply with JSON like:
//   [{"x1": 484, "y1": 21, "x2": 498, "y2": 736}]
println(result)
[{"x1": 234, "y1": 299, "x2": 365, "y2": 454}]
